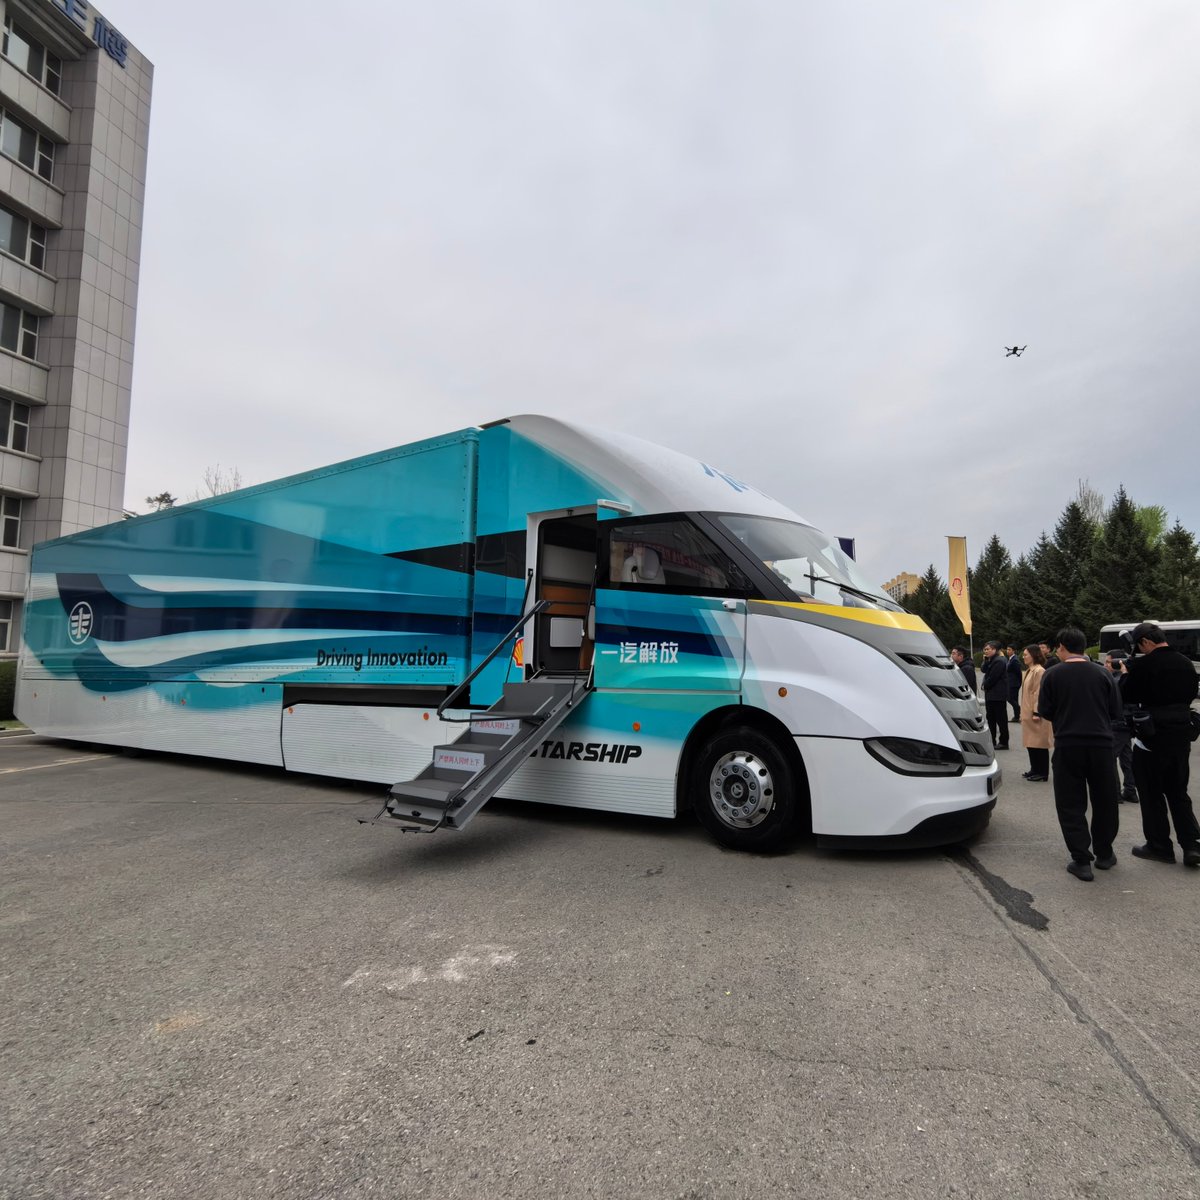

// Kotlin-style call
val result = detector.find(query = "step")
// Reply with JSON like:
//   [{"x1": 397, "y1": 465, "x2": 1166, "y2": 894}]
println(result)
[
  {"x1": 502, "y1": 680, "x2": 572, "y2": 703},
  {"x1": 492, "y1": 683, "x2": 580, "y2": 716},
  {"x1": 432, "y1": 745, "x2": 493, "y2": 775},
  {"x1": 387, "y1": 777, "x2": 457, "y2": 804},
  {"x1": 367, "y1": 677, "x2": 592, "y2": 836},
  {"x1": 384, "y1": 779, "x2": 459, "y2": 830},
  {"x1": 442, "y1": 738, "x2": 513, "y2": 758},
  {"x1": 381, "y1": 803, "x2": 450, "y2": 831},
  {"x1": 469, "y1": 716, "x2": 524, "y2": 738}
]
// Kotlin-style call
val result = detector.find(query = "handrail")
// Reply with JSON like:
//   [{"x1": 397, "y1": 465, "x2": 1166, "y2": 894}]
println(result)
[{"x1": 437, "y1": 597, "x2": 550, "y2": 721}]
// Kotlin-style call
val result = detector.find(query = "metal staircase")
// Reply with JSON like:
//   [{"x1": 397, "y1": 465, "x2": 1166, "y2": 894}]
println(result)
[
  {"x1": 361, "y1": 677, "x2": 586, "y2": 833},
  {"x1": 360, "y1": 574, "x2": 595, "y2": 834}
]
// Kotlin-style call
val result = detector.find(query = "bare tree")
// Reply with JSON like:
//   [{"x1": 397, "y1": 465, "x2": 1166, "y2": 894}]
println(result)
[
  {"x1": 1074, "y1": 478, "x2": 1106, "y2": 527},
  {"x1": 187, "y1": 464, "x2": 244, "y2": 502}
]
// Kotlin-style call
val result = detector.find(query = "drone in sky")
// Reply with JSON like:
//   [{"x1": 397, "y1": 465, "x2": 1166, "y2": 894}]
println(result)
[{"x1": 1004, "y1": 345, "x2": 1027, "y2": 357}]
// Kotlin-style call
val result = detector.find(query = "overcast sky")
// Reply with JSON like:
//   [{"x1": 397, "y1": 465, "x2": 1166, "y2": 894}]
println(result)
[{"x1": 109, "y1": 0, "x2": 1200, "y2": 586}]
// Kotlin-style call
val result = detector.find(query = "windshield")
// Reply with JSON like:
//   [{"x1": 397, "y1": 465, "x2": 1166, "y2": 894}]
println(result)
[{"x1": 712, "y1": 514, "x2": 903, "y2": 612}]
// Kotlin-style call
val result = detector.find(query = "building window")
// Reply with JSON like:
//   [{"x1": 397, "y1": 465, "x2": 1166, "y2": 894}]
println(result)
[
  {"x1": 0, "y1": 303, "x2": 39, "y2": 360},
  {"x1": 0, "y1": 598, "x2": 14, "y2": 650},
  {"x1": 0, "y1": 109, "x2": 55, "y2": 182},
  {"x1": 1, "y1": 495, "x2": 21, "y2": 548},
  {"x1": 0, "y1": 397, "x2": 29, "y2": 452},
  {"x1": 0, "y1": 203, "x2": 47, "y2": 271},
  {"x1": 2, "y1": 18, "x2": 62, "y2": 95}
]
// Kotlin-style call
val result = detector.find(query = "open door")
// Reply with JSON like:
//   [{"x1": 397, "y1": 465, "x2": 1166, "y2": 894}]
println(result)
[{"x1": 528, "y1": 511, "x2": 598, "y2": 676}]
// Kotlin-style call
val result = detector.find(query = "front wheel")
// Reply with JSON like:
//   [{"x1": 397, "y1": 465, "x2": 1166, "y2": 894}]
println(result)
[{"x1": 691, "y1": 726, "x2": 803, "y2": 852}]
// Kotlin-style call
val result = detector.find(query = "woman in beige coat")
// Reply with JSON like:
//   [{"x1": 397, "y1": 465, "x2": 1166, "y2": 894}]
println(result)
[{"x1": 1019, "y1": 644, "x2": 1053, "y2": 781}]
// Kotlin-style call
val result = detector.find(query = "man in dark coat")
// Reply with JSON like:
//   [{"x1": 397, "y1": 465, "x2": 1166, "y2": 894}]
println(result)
[
  {"x1": 981, "y1": 641, "x2": 1009, "y2": 750},
  {"x1": 1104, "y1": 651, "x2": 1139, "y2": 804},
  {"x1": 951, "y1": 646, "x2": 977, "y2": 697},
  {"x1": 1036, "y1": 627, "x2": 1122, "y2": 881},
  {"x1": 1005, "y1": 644, "x2": 1022, "y2": 720},
  {"x1": 1119, "y1": 622, "x2": 1200, "y2": 867}
]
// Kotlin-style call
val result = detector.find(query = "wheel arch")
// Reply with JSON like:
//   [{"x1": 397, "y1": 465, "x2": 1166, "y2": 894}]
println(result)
[{"x1": 676, "y1": 704, "x2": 811, "y2": 831}]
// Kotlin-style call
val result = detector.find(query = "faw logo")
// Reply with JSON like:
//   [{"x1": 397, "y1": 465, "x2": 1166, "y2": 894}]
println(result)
[{"x1": 67, "y1": 601, "x2": 94, "y2": 644}]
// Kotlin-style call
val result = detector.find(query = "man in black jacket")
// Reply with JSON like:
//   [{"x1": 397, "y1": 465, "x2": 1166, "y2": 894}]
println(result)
[
  {"x1": 1005, "y1": 644, "x2": 1022, "y2": 720},
  {"x1": 951, "y1": 646, "x2": 977, "y2": 697},
  {"x1": 1119, "y1": 622, "x2": 1200, "y2": 867},
  {"x1": 1037, "y1": 627, "x2": 1122, "y2": 881},
  {"x1": 981, "y1": 641, "x2": 1009, "y2": 750}
]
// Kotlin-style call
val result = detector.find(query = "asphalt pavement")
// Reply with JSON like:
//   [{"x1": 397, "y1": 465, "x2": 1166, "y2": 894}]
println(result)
[{"x1": 2, "y1": 729, "x2": 1199, "y2": 1199}]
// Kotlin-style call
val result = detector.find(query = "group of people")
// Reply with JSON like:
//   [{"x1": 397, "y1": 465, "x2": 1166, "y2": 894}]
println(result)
[{"x1": 951, "y1": 624, "x2": 1199, "y2": 881}]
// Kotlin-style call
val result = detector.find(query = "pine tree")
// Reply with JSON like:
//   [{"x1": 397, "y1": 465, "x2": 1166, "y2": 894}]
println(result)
[
  {"x1": 970, "y1": 535, "x2": 1014, "y2": 643},
  {"x1": 908, "y1": 564, "x2": 959, "y2": 650},
  {"x1": 1027, "y1": 496, "x2": 1099, "y2": 633},
  {"x1": 1077, "y1": 485, "x2": 1160, "y2": 640},
  {"x1": 1012, "y1": 534, "x2": 1062, "y2": 645},
  {"x1": 1149, "y1": 521, "x2": 1200, "y2": 619},
  {"x1": 1005, "y1": 553, "x2": 1039, "y2": 648}
]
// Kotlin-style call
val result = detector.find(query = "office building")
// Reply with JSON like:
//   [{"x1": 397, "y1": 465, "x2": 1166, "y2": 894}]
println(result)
[
  {"x1": 0, "y1": 0, "x2": 149, "y2": 657},
  {"x1": 882, "y1": 571, "x2": 921, "y2": 603}
]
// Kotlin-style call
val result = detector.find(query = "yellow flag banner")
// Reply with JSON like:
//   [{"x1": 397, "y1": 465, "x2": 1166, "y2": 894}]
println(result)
[{"x1": 947, "y1": 536, "x2": 972, "y2": 635}]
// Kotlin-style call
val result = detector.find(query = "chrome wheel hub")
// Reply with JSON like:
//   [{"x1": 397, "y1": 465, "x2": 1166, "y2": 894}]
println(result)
[{"x1": 709, "y1": 751, "x2": 775, "y2": 829}]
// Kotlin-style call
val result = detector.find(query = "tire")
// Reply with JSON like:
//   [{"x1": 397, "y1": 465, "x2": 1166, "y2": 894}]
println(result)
[{"x1": 690, "y1": 726, "x2": 803, "y2": 852}]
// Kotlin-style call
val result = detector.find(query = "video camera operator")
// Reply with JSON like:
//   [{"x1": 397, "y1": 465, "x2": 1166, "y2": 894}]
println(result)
[
  {"x1": 1119, "y1": 622, "x2": 1200, "y2": 867},
  {"x1": 1104, "y1": 652, "x2": 1139, "y2": 805}
]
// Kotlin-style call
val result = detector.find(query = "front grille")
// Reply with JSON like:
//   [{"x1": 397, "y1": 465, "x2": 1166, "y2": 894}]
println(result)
[
  {"x1": 888, "y1": 647, "x2": 993, "y2": 767},
  {"x1": 899, "y1": 653, "x2": 955, "y2": 670}
]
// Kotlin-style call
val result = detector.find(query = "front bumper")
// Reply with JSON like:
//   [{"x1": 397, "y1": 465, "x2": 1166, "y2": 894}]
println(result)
[
  {"x1": 797, "y1": 734, "x2": 1001, "y2": 844},
  {"x1": 817, "y1": 797, "x2": 997, "y2": 850}
]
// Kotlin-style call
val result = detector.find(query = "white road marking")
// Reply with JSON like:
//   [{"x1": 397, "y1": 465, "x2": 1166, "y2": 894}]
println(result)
[
  {"x1": 343, "y1": 945, "x2": 517, "y2": 992},
  {"x1": 0, "y1": 754, "x2": 112, "y2": 775}
]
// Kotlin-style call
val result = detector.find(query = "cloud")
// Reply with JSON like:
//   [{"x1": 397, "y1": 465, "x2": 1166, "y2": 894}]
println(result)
[{"x1": 115, "y1": 0, "x2": 1200, "y2": 582}]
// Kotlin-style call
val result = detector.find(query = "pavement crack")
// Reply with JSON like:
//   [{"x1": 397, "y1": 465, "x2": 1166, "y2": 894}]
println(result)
[
  {"x1": 951, "y1": 848, "x2": 1049, "y2": 930},
  {"x1": 955, "y1": 859, "x2": 1200, "y2": 1170}
]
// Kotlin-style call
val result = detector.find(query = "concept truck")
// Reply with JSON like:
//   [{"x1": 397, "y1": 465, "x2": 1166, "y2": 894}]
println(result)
[{"x1": 17, "y1": 415, "x2": 999, "y2": 851}]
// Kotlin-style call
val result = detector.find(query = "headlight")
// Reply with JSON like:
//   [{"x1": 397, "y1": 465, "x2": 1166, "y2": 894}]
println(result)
[{"x1": 865, "y1": 737, "x2": 965, "y2": 776}]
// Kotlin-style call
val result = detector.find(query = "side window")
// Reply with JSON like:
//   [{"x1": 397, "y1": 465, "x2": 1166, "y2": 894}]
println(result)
[
  {"x1": 605, "y1": 518, "x2": 752, "y2": 595},
  {"x1": 1165, "y1": 629, "x2": 1199, "y2": 663}
]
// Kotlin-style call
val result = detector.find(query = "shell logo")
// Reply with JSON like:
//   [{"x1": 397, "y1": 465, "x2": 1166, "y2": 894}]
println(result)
[
  {"x1": 68, "y1": 601, "x2": 94, "y2": 644},
  {"x1": 512, "y1": 636, "x2": 524, "y2": 667}
]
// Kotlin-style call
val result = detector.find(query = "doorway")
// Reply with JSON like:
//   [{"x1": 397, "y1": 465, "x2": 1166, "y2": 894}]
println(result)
[{"x1": 531, "y1": 512, "x2": 598, "y2": 675}]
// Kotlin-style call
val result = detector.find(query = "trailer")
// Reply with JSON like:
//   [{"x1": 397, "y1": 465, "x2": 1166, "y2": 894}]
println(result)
[{"x1": 17, "y1": 415, "x2": 1000, "y2": 851}]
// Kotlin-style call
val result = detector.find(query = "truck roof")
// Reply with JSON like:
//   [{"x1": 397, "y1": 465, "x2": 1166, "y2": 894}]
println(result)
[{"x1": 505, "y1": 414, "x2": 808, "y2": 523}]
